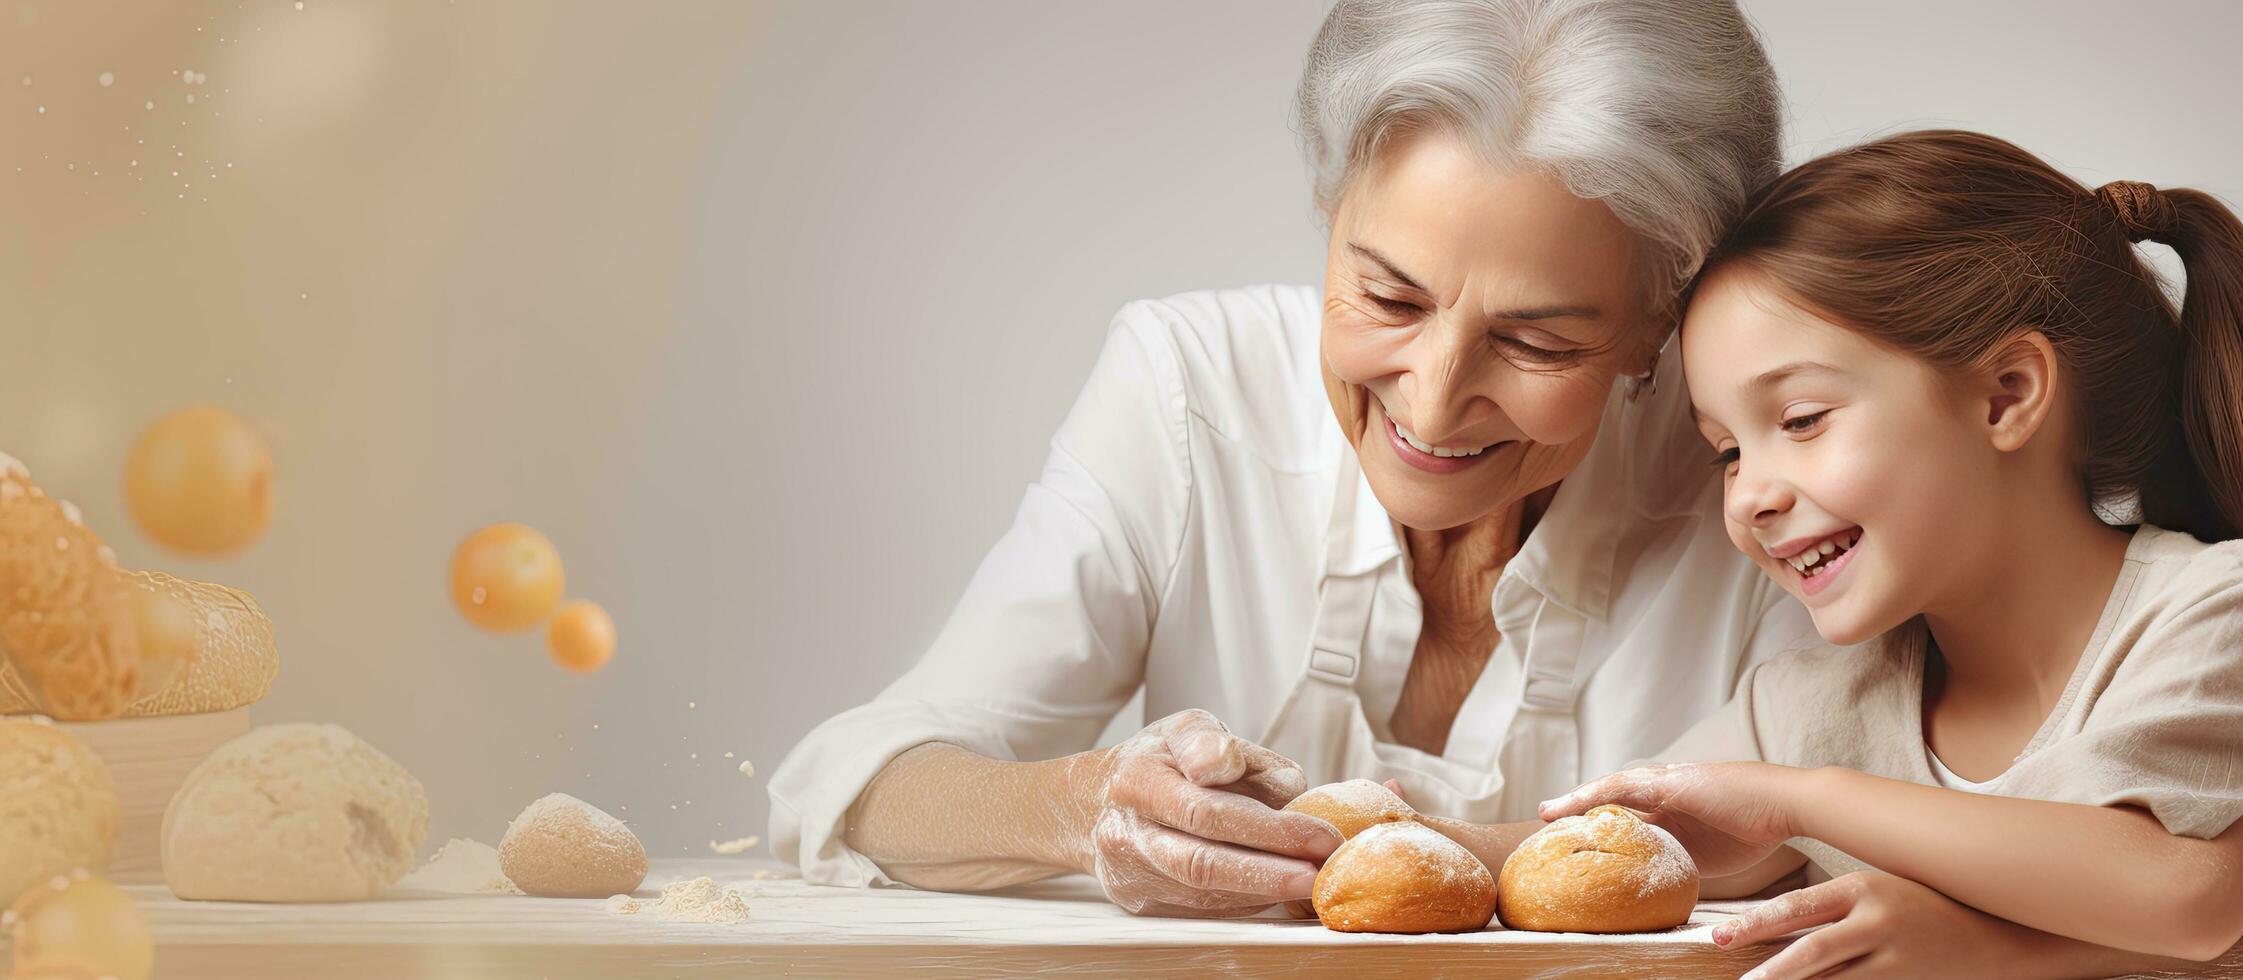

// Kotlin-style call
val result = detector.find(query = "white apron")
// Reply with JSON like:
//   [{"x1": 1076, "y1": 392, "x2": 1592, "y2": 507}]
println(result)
[{"x1": 1255, "y1": 444, "x2": 1588, "y2": 823}]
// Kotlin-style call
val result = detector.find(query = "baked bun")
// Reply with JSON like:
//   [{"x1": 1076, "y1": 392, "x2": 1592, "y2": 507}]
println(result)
[
  {"x1": 1497, "y1": 804, "x2": 1698, "y2": 933},
  {"x1": 1312, "y1": 820, "x2": 1496, "y2": 933},
  {"x1": 1283, "y1": 778, "x2": 1416, "y2": 838},
  {"x1": 0, "y1": 718, "x2": 119, "y2": 903}
]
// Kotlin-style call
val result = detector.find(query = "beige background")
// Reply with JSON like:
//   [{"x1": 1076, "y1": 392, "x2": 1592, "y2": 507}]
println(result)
[{"x1": 2, "y1": 1, "x2": 2235, "y2": 859}]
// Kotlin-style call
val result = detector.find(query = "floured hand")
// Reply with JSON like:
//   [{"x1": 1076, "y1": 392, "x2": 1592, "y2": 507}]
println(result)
[{"x1": 1082, "y1": 709, "x2": 1342, "y2": 916}]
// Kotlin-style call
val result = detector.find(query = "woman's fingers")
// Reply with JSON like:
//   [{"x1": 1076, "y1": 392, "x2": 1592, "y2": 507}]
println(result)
[
  {"x1": 1714, "y1": 877, "x2": 1856, "y2": 947},
  {"x1": 1121, "y1": 763, "x2": 1342, "y2": 860},
  {"x1": 1127, "y1": 815, "x2": 1321, "y2": 900}
]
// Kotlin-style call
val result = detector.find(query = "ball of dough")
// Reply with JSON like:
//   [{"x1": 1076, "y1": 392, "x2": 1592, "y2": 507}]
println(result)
[
  {"x1": 161, "y1": 723, "x2": 428, "y2": 902},
  {"x1": 1312, "y1": 820, "x2": 1496, "y2": 933},
  {"x1": 1283, "y1": 779, "x2": 1416, "y2": 839},
  {"x1": 498, "y1": 793, "x2": 647, "y2": 898},
  {"x1": 0, "y1": 719, "x2": 119, "y2": 904},
  {"x1": 1497, "y1": 804, "x2": 1699, "y2": 933}
]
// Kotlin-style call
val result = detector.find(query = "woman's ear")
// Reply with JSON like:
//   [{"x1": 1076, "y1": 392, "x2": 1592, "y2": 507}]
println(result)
[{"x1": 1979, "y1": 329, "x2": 2060, "y2": 453}]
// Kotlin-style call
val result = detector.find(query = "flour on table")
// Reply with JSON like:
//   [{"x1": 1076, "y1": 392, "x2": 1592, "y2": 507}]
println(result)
[
  {"x1": 604, "y1": 876, "x2": 750, "y2": 923},
  {"x1": 396, "y1": 838, "x2": 522, "y2": 895}
]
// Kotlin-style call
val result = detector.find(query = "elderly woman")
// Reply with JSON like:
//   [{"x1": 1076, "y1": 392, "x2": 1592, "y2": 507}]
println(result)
[{"x1": 770, "y1": 0, "x2": 1803, "y2": 914}]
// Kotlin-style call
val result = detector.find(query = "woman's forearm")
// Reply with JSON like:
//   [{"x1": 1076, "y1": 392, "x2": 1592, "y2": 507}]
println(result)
[
  {"x1": 1795, "y1": 767, "x2": 2242, "y2": 959},
  {"x1": 842, "y1": 741, "x2": 1109, "y2": 891}
]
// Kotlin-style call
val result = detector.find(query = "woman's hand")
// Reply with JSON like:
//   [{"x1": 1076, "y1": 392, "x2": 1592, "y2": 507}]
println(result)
[
  {"x1": 1538, "y1": 762, "x2": 1813, "y2": 877},
  {"x1": 1081, "y1": 709, "x2": 1344, "y2": 917},
  {"x1": 1718, "y1": 871, "x2": 2029, "y2": 979}
]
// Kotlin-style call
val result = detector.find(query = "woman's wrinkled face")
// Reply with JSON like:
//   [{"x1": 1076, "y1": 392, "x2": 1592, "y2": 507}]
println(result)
[
  {"x1": 1321, "y1": 130, "x2": 1655, "y2": 532},
  {"x1": 1682, "y1": 266, "x2": 1993, "y2": 645}
]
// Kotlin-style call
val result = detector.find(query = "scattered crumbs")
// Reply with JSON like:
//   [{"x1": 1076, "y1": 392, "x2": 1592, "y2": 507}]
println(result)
[
  {"x1": 722, "y1": 752, "x2": 734, "y2": 759},
  {"x1": 709, "y1": 835, "x2": 759, "y2": 856},
  {"x1": 737, "y1": 760, "x2": 754, "y2": 777}
]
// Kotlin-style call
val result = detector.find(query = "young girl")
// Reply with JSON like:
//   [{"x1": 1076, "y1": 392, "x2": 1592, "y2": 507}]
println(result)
[{"x1": 1540, "y1": 130, "x2": 2243, "y2": 973}]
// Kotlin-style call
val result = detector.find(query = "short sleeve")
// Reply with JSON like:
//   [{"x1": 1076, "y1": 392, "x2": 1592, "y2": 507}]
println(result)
[
  {"x1": 2009, "y1": 576, "x2": 2243, "y2": 839},
  {"x1": 766, "y1": 304, "x2": 1195, "y2": 885}
]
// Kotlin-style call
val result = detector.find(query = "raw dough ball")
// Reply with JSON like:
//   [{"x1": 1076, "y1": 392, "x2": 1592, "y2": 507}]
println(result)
[
  {"x1": 498, "y1": 793, "x2": 647, "y2": 898},
  {"x1": 1283, "y1": 779, "x2": 1416, "y2": 839},
  {"x1": 1312, "y1": 820, "x2": 1496, "y2": 934},
  {"x1": 1498, "y1": 804, "x2": 1699, "y2": 933},
  {"x1": 161, "y1": 724, "x2": 428, "y2": 901},
  {"x1": 0, "y1": 719, "x2": 119, "y2": 904}
]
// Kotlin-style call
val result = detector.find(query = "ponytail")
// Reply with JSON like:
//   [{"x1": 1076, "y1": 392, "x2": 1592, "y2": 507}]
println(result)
[{"x1": 2160, "y1": 188, "x2": 2243, "y2": 540}]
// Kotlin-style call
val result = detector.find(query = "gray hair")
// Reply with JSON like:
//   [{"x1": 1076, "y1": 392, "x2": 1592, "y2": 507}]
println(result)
[{"x1": 1296, "y1": 0, "x2": 1783, "y2": 308}]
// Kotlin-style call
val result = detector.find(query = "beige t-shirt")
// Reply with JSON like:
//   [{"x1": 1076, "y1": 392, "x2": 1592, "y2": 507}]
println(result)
[{"x1": 1653, "y1": 524, "x2": 2243, "y2": 880}]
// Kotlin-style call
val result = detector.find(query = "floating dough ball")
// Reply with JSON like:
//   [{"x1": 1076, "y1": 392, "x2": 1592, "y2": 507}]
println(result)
[
  {"x1": 0, "y1": 719, "x2": 119, "y2": 905},
  {"x1": 1312, "y1": 820, "x2": 1496, "y2": 934},
  {"x1": 6, "y1": 870, "x2": 154, "y2": 980},
  {"x1": 449, "y1": 523, "x2": 566, "y2": 633},
  {"x1": 0, "y1": 466, "x2": 141, "y2": 721},
  {"x1": 123, "y1": 405, "x2": 274, "y2": 556},
  {"x1": 1498, "y1": 804, "x2": 1699, "y2": 933},
  {"x1": 1283, "y1": 779, "x2": 1417, "y2": 839},
  {"x1": 498, "y1": 793, "x2": 647, "y2": 898},
  {"x1": 161, "y1": 724, "x2": 428, "y2": 902},
  {"x1": 545, "y1": 600, "x2": 615, "y2": 673}
]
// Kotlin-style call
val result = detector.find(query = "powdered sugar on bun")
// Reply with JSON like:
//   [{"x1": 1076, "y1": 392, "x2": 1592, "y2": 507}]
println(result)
[
  {"x1": 1497, "y1": 805, "x2": 1699, "y2": 933},
  {"x1": 1312, "y1": 820, "x2": 1496, "y2": 934},
  {"x1": 1283, "y1": 779, "x2": 1416, "y2": 839}
]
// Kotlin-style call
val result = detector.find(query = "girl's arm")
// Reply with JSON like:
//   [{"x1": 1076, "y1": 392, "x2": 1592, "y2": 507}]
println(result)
[
  {"x1": 1544, "y1": 762, "x2": 2243, "y2": 960},
  {"x1": 1795, "y1": 766, "x2": 2243, "y2": 961}
]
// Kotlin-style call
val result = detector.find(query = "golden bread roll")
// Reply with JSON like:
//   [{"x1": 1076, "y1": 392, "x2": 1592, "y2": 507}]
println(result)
[
  {"x1": 0, "y1": 718, "x2": 119, "y2": 904},
  {"x1": 1312, "y1": 820, "x2": 1496, "y2": 933},
  {"x1": 1283, "y1": 778, "x2": 1417, "y2": 838},
  {"x1": 1497, "y1": 804, "x2": 1699, "y2": 933}
]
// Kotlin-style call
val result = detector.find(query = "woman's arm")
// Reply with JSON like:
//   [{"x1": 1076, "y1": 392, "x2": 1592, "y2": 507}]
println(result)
[{"x1": 842, "y1": 711, "x2": 1343, "y2": 915}]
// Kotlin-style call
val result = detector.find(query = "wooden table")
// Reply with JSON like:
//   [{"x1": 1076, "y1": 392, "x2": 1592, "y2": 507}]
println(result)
[{"x1": 50, "y1": 858, "x2": 2243, "y2": 978}]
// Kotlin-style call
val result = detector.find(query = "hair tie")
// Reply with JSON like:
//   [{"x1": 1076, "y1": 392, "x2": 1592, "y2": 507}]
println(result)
[{"x1": 2097, "y1": 180, "x2": 2176, "y2": 242}]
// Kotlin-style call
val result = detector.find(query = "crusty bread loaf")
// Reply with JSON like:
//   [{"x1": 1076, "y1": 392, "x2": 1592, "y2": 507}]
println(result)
[
  {"x1": 1283, "y1": 778, "x2": 1417, "y2": 838},
  {"x1": 0, "y1": 450, "x2": 277, "y2": 720},
  {"x1": 1498, "y1": 804, "x2": 1699, "y2": 933},
  {"x1": 1312, "y1": 820, "x2": 1497, "y2": 933}
]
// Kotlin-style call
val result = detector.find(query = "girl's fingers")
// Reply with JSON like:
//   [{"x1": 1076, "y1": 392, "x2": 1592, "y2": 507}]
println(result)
[
  {"x1": 1739, "y1": 918, "x2": 1876, "y2": 980},
  {"x1": 1383, "y1": 778, "x2": 1406, "y2": 802},
  {"x1": 1539, "y1": 769, "x2": 1665, "y2": 819},
  {"x1": 1713, "y1": 878, "x2": 1856, "y2": 947}
]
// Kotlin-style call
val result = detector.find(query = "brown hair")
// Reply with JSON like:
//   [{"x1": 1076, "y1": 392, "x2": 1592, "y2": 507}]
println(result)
[{"x1": 1696, "y1": 130, "x2": 2243, "y2": 542}]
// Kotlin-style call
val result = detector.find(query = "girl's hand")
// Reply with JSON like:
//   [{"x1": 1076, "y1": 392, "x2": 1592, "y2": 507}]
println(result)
[
  {"x1": 1719, "y1": 871, "x2": 2021, "y2": 979},
  {"x1": 1538, "y1": 762, "x2": 1811, "y2": 877}
]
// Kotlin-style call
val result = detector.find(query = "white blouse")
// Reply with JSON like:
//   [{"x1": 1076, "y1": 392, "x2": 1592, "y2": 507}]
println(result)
[{"x1": 768, "y1": 283, "x2": 1818, "y2": 886}]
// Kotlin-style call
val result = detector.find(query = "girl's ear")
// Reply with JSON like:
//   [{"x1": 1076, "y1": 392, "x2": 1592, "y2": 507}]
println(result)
[{"x1": 1979, "y1": 329, "x2": 2060, "y2": 453}]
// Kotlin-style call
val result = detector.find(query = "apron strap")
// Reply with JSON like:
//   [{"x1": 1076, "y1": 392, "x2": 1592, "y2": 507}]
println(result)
[{"x1": 1306, "y1": 574, "x2": 1377, "y2": 686}]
